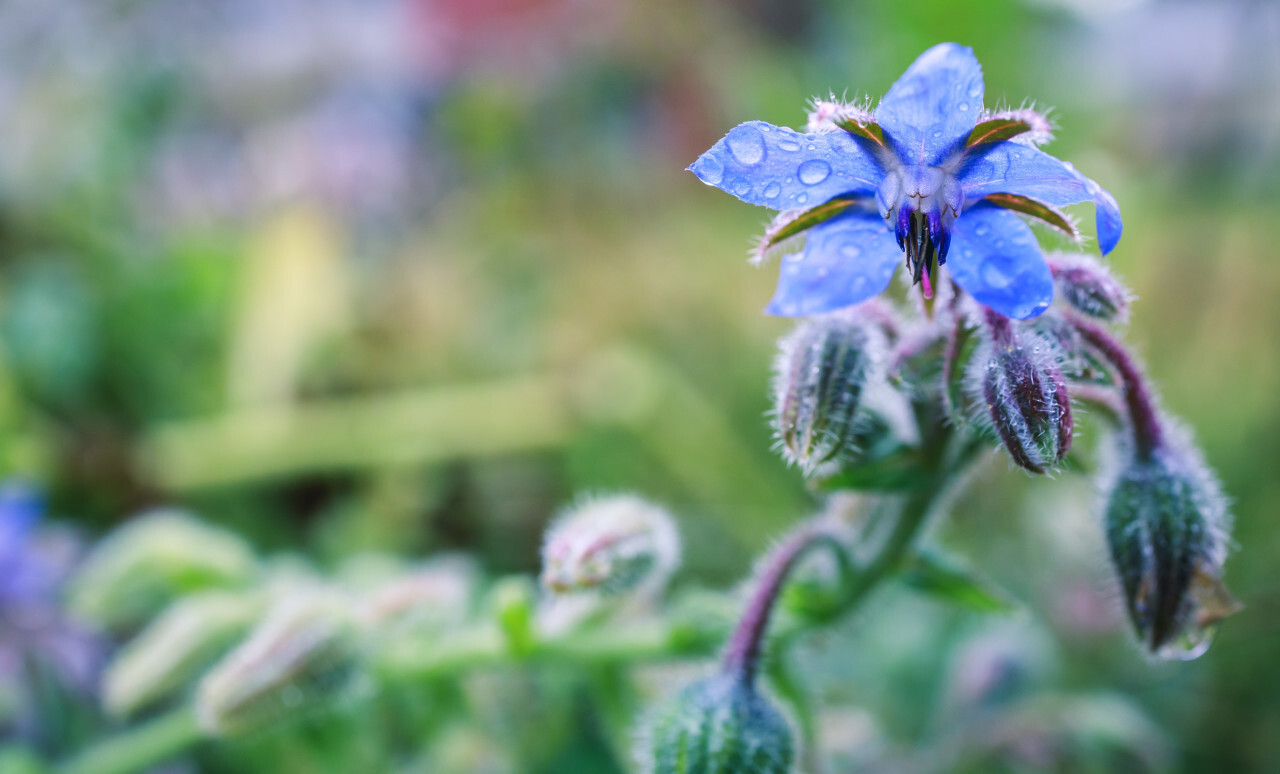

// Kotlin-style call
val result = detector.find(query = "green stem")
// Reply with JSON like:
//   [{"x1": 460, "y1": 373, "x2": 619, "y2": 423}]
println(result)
[{"x1": 57, "y1": 706, "x2": 202, "y2": 774}]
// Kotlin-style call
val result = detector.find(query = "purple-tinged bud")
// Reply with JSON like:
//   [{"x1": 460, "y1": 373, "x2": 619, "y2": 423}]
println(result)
[
  {"x1": 772, "y1": 312, "x2": 887, "y2": 475},
  {"x1": 104, "y1": 590, "x2": 265, "y2": 718},
  {"x1": 1048, "y1": 253, "x2": 1133, "y2": 321},
  {"x1": 978, "y1": 310, "x2": 1072, "y2": 473},
  {"x1": 541, "y1": 495, "x2": 680, "y2": 596},
  {"x1": 1102, "y1": 432, "x2": 1238, "y2": 659},
  {"x1": 195, "y1": 591, "x2": 361, "y2": 735},
  {"x1": 642, "y1": 672, "x2": 794, "y2": 774},
  {"x1": 69, "y1": 509, "x2": 258, "y2": 630}
]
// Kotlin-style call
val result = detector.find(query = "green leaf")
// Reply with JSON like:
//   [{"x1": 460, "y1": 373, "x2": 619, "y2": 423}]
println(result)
[
  {"x1": 813, "y1": 446, "x2": 923, "y2": 492},
  {"x1": 899, "y1": 548, "x2": 1019, "y2": 613}
]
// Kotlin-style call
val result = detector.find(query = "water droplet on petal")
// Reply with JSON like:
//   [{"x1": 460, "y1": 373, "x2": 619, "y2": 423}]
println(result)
[
  {"x1": 692, "y1": 154, "x2": 723, "y2": 185},
  {"x1": 734, "y1": 181, "x2": 751, "y2": 196},
  {"x1": 982, "y1": 261, "x2": 1012, "y2": 289},
  {"x1": 726, "y1": 125, "x2": 766, "y2": 165},
  {"x1": 778, "y1": 140, "x2": 800, "y2": 152},
  {"x1": 958, "y1": 103, "x2": 969, "y2": 112},
  {"x1": 932, "y1": 130, "x2": 943, "y2": 138},
  {"x1": 808, "y1": 144, "x2": 816, "y2": 151},
  {"x1": 975, "y1": 223, "x2": 990, "y2": 237},
  {"x1": 762, "y1": 182, "x2": 781, "y2": 198},
  {"x1": 797, "y1": 159, "x2": 832, "y2": 185},
  {"x1": 969, "y1": 85, "x2": 982, "y2": 97},
  {"x1": 796, "y1": 193, "x2": 809, "y2": 205},
  {"x1": 840, "y1": 245, "x2": 861, "y2": 259}
]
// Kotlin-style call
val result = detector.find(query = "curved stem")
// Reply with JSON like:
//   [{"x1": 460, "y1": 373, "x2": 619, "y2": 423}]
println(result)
[
  {"x1": 721, "y1": 520, "x2": 846, "y2": 683},
  {"x1": 1069, "y1": 315, "x2": 1164, "y2": 458},
  {"x1": 56, "y1": 706, "x2": 201, "y2": 774}
]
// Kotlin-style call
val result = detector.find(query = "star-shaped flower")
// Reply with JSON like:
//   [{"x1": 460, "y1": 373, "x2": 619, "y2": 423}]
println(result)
[{"x1": 688, "y1": 43, "x2": 1122, "y2": 319}]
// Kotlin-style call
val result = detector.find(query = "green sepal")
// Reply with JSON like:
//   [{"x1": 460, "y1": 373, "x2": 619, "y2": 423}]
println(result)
[
  {"x1": 760, "y1": 197, "x2": 861, "y2": 253},
  {"x1": 965, "y1": 117, "x2": 1038, "y2": 148},
  {"x1": 834, "y1": 117, "x2": 889, "y2": 151},
  {"x1": 981, "y1": 193, "x2": 1078, "y2": 239}
]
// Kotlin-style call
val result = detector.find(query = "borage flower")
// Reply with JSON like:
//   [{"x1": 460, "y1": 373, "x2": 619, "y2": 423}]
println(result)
[{"x1": 689, "y1": 43, "x2": 1122, "y2": 319}]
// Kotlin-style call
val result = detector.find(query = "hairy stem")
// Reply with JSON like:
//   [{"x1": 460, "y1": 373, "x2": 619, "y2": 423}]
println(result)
[
  {"x1": 721, "y1": 519, "x2": 847, "y2": 683},
  {"x1": 1069, "y1": 315, "x2": 1164, "y2": 458},
  {"x1": 57, "y1": 706, "x2": 201, "y2": 774}
]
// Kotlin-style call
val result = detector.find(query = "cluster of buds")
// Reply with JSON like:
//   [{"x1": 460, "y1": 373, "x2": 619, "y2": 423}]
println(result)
[{"x1": 763, "y1": 251, "x2": 1238, "y2": 657}]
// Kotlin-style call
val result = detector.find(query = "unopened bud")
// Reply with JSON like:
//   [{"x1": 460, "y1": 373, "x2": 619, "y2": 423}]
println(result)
[
  {"x1": 541, "y1": 495, "x2": 680, "y2": 596},
  {"x1": 69, "y1": 509, "x2": 258, "y2": 629},
  {"x1": 644, "y1": 673, "x2": 794, "y2": 774},
  {"x1": 978, "y1": 312, "x2": 1072, "y2": 473},
  {"x1": 358, "y1": 556, "x2": 477, "y2": 630},
  {"x1": 1103, "y1": 435, "x2": 1238, "y2": 658},
  {"x1": 195, "y1": 591, "x2": 361, "y2": 735},
  {"x1": 104, "y1": 591, "x2": 264, "y2": 718},
  {"x1": 772, "y1": 312, "x2": 886, "y2": 475},
  {"x1": 1049, "y1": 253, "x2": 1132, "y2": 321}
]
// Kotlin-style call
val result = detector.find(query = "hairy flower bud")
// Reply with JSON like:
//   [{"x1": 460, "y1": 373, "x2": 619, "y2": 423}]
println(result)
[
  {"x1": 1103, "y1": 435, "x2": 1238, "y2": 658},
  {"x1": 69, "y1": 509, "x2": 258, "y2": 629},
  {"x1": 772, "y1": 311, "x2": 886, "y2": 475},
  {"x1": 1048, "y1": 253, "x2": 1132, "y2": 321},
  {"x1": 977, "y1": 312, "x2": 1072, "y2": 473},
  {"x1": 643, "y1": 673, "x2": 794, "y2": 774},
  {"x1": 195, "y1": 591, "x2": 361, "y2": 735},
  {"x1": 541, "y1": 495, "x2": 680, "y2": 596},
  {"x1": 105, "y1": 591, "x2": 264, "y2": 718}
]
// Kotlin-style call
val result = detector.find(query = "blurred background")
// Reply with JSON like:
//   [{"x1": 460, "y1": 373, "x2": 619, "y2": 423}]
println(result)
[{"x1": 0, "y1": 0, "x2": 1278, "y2": 771}]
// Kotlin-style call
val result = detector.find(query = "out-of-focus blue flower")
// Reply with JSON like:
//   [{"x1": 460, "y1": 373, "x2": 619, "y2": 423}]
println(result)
[
  {"x1": 689, "y1": 43, "x2": 1122, "y2": 319},
  {"x1": 0, "y1": 482, "x2": 104, "y2": 748}
]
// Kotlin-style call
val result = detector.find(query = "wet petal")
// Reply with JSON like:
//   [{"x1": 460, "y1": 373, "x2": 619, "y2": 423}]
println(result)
[
  {"x1": 957, "y1": 144, "x2": 1123, "y2": 253},
  {"x1": 948, "y1": 207, "x2": 1053, "y2": 319},
  {"x1": 766, "y1": 212, "x2": 901, "y2": 316},
  {"x1": 875, "y1": 43, "x2": 984, "y2": 166},
  {"x1": 688, "y1": 121, "x2": 882, "y2": 210}
]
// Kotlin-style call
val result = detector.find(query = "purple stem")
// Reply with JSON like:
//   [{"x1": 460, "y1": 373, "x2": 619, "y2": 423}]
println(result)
[
  {"x1": 1069, "y1": 315, "x2": 1165, "y2": 458},
  {"x1": 980, "y1": 306, "x2": 1015, "y2": 347},
  {"x1": 721, "y1": 521, "x2": 839, "y2": 684}
]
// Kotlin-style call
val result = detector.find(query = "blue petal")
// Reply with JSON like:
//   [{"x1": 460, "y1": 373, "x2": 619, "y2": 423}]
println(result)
[
  {"x1": 957, "y1": 144, "x2": 1123, "y2": 253},
  {"x1": 948, "y1": 207, "x2": 1053, "y2": 319},
  {"x1": 766, "y1": 212, "x2": 901, "y2": 316},
  {"x1": 874, "y1": 43, "x2": 984, "y2": 167},
  {"x1": 688, "y1": 121, "x2": 882, "y2": 210}
]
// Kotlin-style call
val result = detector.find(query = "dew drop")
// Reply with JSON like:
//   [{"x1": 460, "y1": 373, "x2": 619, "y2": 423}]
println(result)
[
  {"x1": 850, "y1": 276, "x2": 868, "y2": 293},
  {"x1": 762, "y1": 182, "x2": 781, "y2": 198},
  {"x1": 726, "y1": 124, "x2": 766, "y2": 165},
  {"x1": 734, "y1": 181, "x2": 751, "y2": 196},
  {"x1": 958, "y1": 102, "x2": 969, "y2": 112},
  {"x1": 840, "y1": 245, "x2": 862, "y2": 258},
  {"x1": 808, "y1": 144, "x2": 816, "y2": 151},
  {"x1": 692, "y1": 154, "x2": 723, "y2": 185},
  {"x1": 982, "y1": 261, "x2": 1012, "y2": 289},
  {"x1": 797, "y1": 159, "x2": 832, "y2": 185},
  {"x1": 778, "y1": 140, "x2": 801, "y2": 152},
  {"x1": 796, "y1": 193, "x2": 809, "y2": 204},
  {"x1": 969, "y1": 85, "x2": 982, "y2": 97},
  {"x1": 932, "y1": 130, "x2": 943, "y2": 138},
  {"x1": 975, "y1": 223, "x2": 990, "y2": 237}
]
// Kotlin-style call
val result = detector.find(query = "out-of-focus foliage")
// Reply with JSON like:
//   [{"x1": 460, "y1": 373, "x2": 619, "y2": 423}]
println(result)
[{"x1": 0, "y1": 0, "x2": 1277, "y2": 772}]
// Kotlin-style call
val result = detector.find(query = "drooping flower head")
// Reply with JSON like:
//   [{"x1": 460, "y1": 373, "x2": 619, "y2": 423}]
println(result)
[{"x1": 689, "y1": 43, "x2": 1122, "y2": 320}]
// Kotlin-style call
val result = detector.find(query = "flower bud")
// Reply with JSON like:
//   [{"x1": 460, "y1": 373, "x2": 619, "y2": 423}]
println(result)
[
  {"x1": 1048, "y1": 253, "x2": 1132, "y2": 321},
  {"x1": 1103, "y1": 436, "x2": 1238, "y2": 658},
  {"x1": 541, "y1": 495, "x2": 680, "y2": 596},
  {"x1": 195, "y1": 591, "x2": 361, "y2": 735},
  {"x1": 104, "y1": 590, "x2": 265, "y2": 718},
  {"x1": 772, "y1": 312, "x2": 886, "y2": 475},
  {"x1": 978, "y1": 314, "x2": 1072, "y2": 473},
  {"x1": 69, "y1": 509, "x2": 258, "y2": 629},
  {"x1": 643, "y1": 673, "x2": 794, "y2": 774}
]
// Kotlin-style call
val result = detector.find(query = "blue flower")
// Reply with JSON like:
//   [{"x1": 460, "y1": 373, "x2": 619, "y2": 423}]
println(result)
[{"x1": 688, "y1": 43, "x2": 1122, "y2": 320}]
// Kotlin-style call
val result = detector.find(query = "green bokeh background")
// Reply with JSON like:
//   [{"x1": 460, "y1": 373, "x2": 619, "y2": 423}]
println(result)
[{"x1": 1, "y1": 0, "x2": 1277, "y2": 771}]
